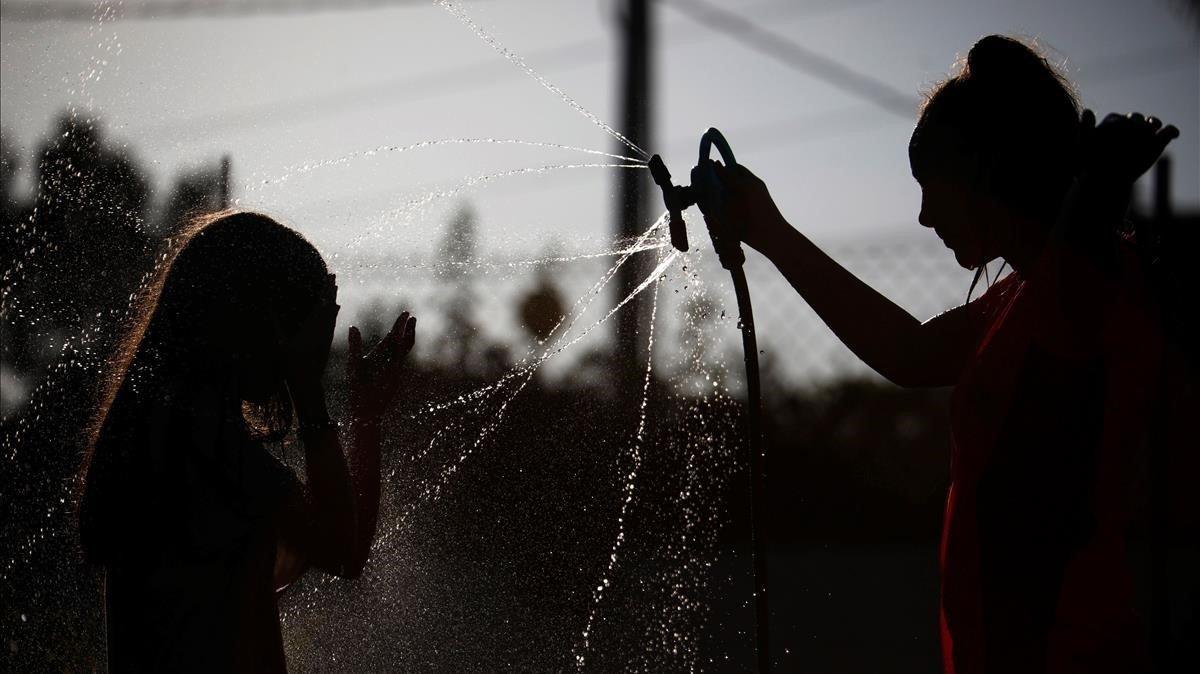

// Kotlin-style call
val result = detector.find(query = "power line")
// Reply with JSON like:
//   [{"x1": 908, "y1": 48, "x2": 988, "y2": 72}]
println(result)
[
  {"x1": 140, "y1": 39, "x2": 604, "y2": 141},
  {"x1": 662, "y1": 0, "x2": 918, "y2": 118},
  {"x1": 327, "y1": 37, "x2": 1195, "y2": 204},
  {"x1": 258, "y1": 38, "x2": 1195, "y2": 211},
  {"x1": 20, "y1": 1, "x2": 1190, "y2": 154},
  {"x1": 135, "y1": 0, "x2": 878, "y2": 140},
  {"x1": 0, "y1": 0, "x2": 438, "y2": 21},
  {"x1": 663, "y1": 42, "x2": 1198, "y2": 157}
]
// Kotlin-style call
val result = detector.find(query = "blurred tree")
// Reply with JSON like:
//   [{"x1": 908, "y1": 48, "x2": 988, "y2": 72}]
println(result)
[
  {"x1": 0, "y1": 131, "x2": 18, "y2": 200},
  {"x1": 29, "y1": 114, "x2": 152, "y2": 341},
  {"x1": 435, "y1": 203, "x2": 480, "y2": 373},
  {"x1": 1, "y1": 114, "x2": 156, "y2": 669},
  {"x1": 518, "y1": 267, "x2": 565, "y2": 344},
  {"x1": 158, "y1": 155, "x2": 229, "y2": 238},
  {"x1": 1, "y1": 131, "x2": 38, "y2": 415},
  {"x1": 1, "y1": 131, "x2": 32, "y2": 290}
]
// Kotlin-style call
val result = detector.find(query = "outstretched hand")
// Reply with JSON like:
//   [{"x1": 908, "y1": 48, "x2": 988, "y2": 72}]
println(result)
[
  {"x1": 347, "y1": 311, "x2": 417, "y2": 424},
  {"x1": 1079, "y1": 109, "x2": 1179, "y2": 186}
]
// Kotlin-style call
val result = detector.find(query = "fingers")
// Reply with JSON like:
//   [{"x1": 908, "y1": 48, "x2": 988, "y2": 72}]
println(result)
[
  {"x1": 347, "y1": 325, "x2": 362, "y2": 375},
  {"x1": 387, "y1": 313, "x2": 415, "y2": 363},
  {"x1": 712, "y1": 160, "x2": 728, "y2": 181},
  {"x1": 399, "y1": 315, "x2": 416, "y2": 355},
  {"x1": 383, "y1": 311, "x2": 408, "y2": 350},
  {"x1": 1101, "y1": 112, "x2": 1126, "y2": 126},
  {"x1": 361, "y1": 311, "x2": 411, "y2": 369},
  {"x1": 1152, "y1": 124, "x2": 1181, "y2": 156},
  {"x1": 711, "y1": 160, "x2": 764, "y2": 194},
  {"x1": 382, "y1": 315, "x2": 416, "y2": 390}
]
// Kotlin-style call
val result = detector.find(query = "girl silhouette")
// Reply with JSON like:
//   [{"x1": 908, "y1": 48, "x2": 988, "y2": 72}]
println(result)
[
  {"x1": 78, "y1": 211, "x2": 416, "y2": 672},
  {"x1": 710, "y1": 35, "x2": 1179, "y2": 673}
]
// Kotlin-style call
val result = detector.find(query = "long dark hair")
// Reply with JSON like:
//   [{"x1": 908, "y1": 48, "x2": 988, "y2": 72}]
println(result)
[{"x1": 77, "y1": 211, "x2": 328, "y2": 562}]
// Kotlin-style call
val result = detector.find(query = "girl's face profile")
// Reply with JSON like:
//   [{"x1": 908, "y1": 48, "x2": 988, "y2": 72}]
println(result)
[{"x1": 916, "y1": 172, "x2": 1001, "y2": 271}]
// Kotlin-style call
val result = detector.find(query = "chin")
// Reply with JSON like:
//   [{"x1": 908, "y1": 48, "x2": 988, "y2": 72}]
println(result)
[{"x1": 947, "y1": 243, "x2": 988, "y2": 271}]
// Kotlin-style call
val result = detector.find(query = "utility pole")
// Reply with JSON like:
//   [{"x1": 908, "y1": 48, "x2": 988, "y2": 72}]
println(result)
[
  {"x1": 613, "y1": 0, "x2": 653, "y2": 387},
  {"x1": 219, "y1": 154, "x2": 232, "y2": 208}
]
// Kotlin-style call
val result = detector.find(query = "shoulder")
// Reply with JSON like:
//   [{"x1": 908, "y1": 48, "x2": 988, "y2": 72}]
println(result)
[{"x1": 965, "y1": 270, "x2": 1023, "y2": 330}]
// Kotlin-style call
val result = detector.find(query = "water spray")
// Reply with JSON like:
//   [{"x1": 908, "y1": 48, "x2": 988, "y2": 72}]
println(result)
[{"x1": 649, "y1": 129, "x2": 770, "y2": 673}]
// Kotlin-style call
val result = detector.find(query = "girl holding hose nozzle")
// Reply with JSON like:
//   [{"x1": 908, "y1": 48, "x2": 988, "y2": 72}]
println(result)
[{"x1": 710, "y1": 35, "x2": 1182, "y2": 673}]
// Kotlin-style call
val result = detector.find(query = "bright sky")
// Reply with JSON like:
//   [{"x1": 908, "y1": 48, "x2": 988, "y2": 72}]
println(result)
[
  {"x1": 2, "y1": 0, "x2": 1196, "y2": 257},
  {"x1": 1, "y1": 0, "x2": 1197, "y2": 379}
]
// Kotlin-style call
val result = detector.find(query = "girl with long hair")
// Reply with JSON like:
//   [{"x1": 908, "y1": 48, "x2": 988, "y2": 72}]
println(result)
[
  {"x1": 78, "y1": 211, "x2": 416, "y2": 672},
  {"x1": 708, "y1": 35, "x2": 1180, "y2": 672}
]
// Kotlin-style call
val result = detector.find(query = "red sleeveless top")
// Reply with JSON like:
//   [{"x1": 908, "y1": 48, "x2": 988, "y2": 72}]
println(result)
[{"x1": 941, "y1": 241, "x2": 1161, "y2": 673}]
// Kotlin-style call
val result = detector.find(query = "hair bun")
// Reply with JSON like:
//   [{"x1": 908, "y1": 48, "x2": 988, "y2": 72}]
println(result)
[
  {"x1": 912, "y1": 34, "x2": 1080, "y2": 220},
  {"x1": 966, "y1": 34, "x2": 1047, "y2": 85}
]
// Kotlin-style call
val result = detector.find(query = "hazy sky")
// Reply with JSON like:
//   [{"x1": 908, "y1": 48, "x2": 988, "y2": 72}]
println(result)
[
  {"x1": 3, "y1": 0, "x2": 1196, "y2": 256},
  {"x1": 2, "y1": 0, "x2": 1197, "y2": 381}
]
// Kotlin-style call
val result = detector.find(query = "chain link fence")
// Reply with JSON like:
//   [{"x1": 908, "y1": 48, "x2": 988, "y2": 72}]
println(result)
[{"x1": 331, "y1": 237, "x2": 980, "y2": 387}]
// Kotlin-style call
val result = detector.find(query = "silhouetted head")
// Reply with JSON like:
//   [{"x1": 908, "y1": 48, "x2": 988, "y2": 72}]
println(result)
[
  {"x1": 909, "y1": 35, "x2": 1080, "y2": 271},
  {"x1": 78, "y1": 211, "x2": 329, "y2": 562},
  {"x1": 92, "y1": 211, "x2": 329, "y2": 447},
  {"x1": 151, "y1": 212, "x2": 327, "y2": 394}
]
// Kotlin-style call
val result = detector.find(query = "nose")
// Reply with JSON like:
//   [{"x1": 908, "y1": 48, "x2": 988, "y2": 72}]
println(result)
[{"x1": 918, "y1": 196, "x2": 933, "y2": 229}]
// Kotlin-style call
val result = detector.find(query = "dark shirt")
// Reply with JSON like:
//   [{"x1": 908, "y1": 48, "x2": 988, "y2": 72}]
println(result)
[
  {"x1": 90, "y1": 394, "x2": 302, "y2": 672},
  {"x1": 941, "y1": 241, "x2": 1161, "y2": 673}
]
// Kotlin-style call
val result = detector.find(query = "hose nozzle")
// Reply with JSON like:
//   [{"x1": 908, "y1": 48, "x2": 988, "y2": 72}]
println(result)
[
  {"x1": 648, "y1": 154, "x2": 695, "y2": 253},
  {"x1": 648, "y1": 129, "x2": 744, "y2": 269}
]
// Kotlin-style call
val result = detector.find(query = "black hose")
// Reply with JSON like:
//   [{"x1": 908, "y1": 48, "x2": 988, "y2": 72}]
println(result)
[
  {"x1": 648, "y1": 133, "x2": 770, "y2": 671},
  {"x1": 731, "y1": 265, "x2": 769, "y2": 674}
]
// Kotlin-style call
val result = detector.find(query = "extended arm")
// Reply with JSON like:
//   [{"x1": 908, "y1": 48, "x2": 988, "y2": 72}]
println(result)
[
  {"x1": 285, "y1": 383, "x2": 358, "y2": 578},
  {"x1": 342, "y1": 312, "x2": 416, "y2": 576},
  {"x1": 345, "y1": 416, "x2": 381, "y2": 577},
  {"x1": 275, "y1": 375, "x2": 393, "y2": 586},
  {"x1": 715, "y1": 163, "x2": 975, "y2": 388},
  {"x1": 273, "y1": 275, "x2": 416, "y2": 588},
  {"x1": 758, "y1": 222, "x2": 973, "y2": 388}
]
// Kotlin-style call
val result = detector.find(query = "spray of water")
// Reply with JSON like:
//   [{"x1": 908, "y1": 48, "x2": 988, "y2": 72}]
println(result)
[
  {"x1": 3, "y1": 1, "x2": 748, "y2": 669},
  {"x1": 407, "y1": 212, "x2": 667, "y2": 420},
  {"x1": 345, "y1": 237, "x2": 668, "y2": 276},
  {"x1": 375, "y1": 163, "x2": 645, "y2": 227},
  {"x1": 340, "y1": 162, "x2": 647, "y2": 257},
  {"x1": 245, "y1": 138, "x2": 645, "y2": 191},
  {"x1": 436, "y1": 0, "x2": 653, "y2": 160},
  {"x1": 370, "y1": 216, "x2": 676, "y2": 548},
  {"x1": 574, "y1": 241, "x2": 665, "y2": 669}
]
